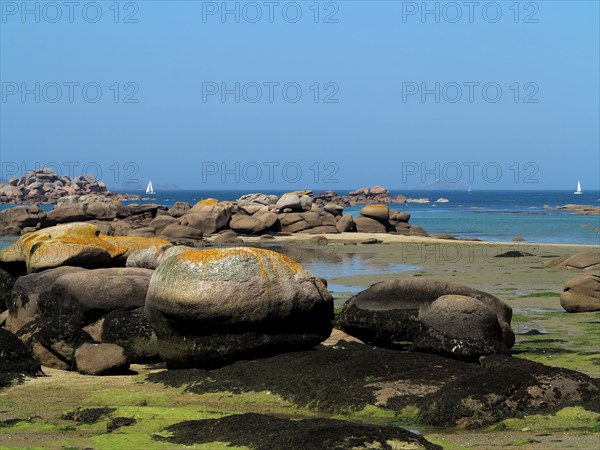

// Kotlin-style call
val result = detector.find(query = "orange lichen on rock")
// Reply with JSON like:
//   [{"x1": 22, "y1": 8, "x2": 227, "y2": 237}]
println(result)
[{"x1": 101, "y1": 235, "x2": 171, "y2": 258}]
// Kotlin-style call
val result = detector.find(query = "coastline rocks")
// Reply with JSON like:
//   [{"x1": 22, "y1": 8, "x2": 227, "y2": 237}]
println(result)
[
  {"x1": 337, "y1": 279, "x2": 514, "y2": 349},
  {"x1": 236, "y1": 193, "x2": 278, "y2": 206},
  {"x1": 145, "y1": 247, "x2": 334, "y2": 369},
  {"x1": 38, "y1": 268, "x2": 153, "y2": 327},
  {"x1": 560, "y1": 273, "x2": 600, "y2": 313},
  {"x1": 74, "y1": 343, "x2": 129, "y2": 375},
  {"x1": 347, "y1": 186, "x2": 406, "y2": 205},
  {"x1": 412, "y1": 295, "x2": 508, "y2": 360},
  {"x1": 556, "y1": 204, "x2": 600, "y2": 215},
  {"x1": 549, "y1": 252, "x2": 600, "y2": 271},
  {"x1": 0, "y1": 205, "x2": 46, "y2": 233}
]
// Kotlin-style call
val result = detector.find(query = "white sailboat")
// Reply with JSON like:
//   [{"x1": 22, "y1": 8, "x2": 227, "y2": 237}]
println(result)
[
  {"x1": 146, "y1": 180, "x2": 155, "y2": 195},
  {"x1": 574, "y1": 180, "x2": 582, "y2": 195}
]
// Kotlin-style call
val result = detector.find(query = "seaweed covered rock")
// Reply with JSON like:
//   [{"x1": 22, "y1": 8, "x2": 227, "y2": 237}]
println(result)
[
  {"x1": 38, "y1": 267, "x2": 153, "y2": 327},
  {"x1": 86, "y1": 308, "x2": 159, "y2": 363},
  {"x1": 411, "y1": 295, "x2": 509, "y2": 360},
  {"x1": 145, "y1": 247, "x2": 333, "y2": 369},
  {"x1": 560, "y1": 273, "x2": 600, "y2": 312},
  {"x1": 157, "y1": 413, "x2": 441, "y2": 450},
  {"x1": 148, "y1": 347, "x2": 600, "y2": 428},
  {"x1": 0, "y1": 328, "x2": 42, "y2": 387},
  {"x1": 17, "y1": 318, "x2": 93, "y2": 370},
  {"x1": 6, "y1": 266, "x2": 87, "y2": 333},
  {"x1": 0, "y1": 268, "x2": 16, "y2": 312},
  {"x1": 337, "y1": 279, "x2": 514, "y2": 349}
]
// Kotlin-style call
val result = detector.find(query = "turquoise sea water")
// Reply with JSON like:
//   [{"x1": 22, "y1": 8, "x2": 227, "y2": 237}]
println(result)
[{"x1": 1, "y1": 190, "x2": 599, "y2": 245}]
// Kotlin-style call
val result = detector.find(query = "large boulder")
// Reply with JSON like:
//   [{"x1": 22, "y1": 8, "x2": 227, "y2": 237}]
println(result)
[
  {"x1": 549, "y1": 252, "x2": 600, "y2": 271},
  {"x1": 229, "y1": 214, "x2": 270, "y2": 235},
  {"x1": 275, "y1": 193, "x2": 302, "y2": 211},
  {"x1": 148, "y1": 215, "x2": 178, "y2": 234},
  {"x1": 337, "y1": 279, "x2": 514, "y2": 349},
  {"x1": 6, "y1": 266, "x2": 87, "y2": 333},
  {"x1": 560, "y1": 273, "x2": 600, "y2": 312},
  {"x1": 145, "y1": 247, "x2": 333, "y2": 369},
  {"x1": 411, "y1": 295, "x2": 509, "y2": 361},
  {"x1": 38, "y1": 267, "x2": 153, "y2": 327},
  {"x1": 74, "y1": 343, "x2": 129, "y2": 375},
  {"x1": 353, "y1": 216, "x2": 387, "y2": 233},
  {"x1": 360, "y1": 204, "x2": 390, "y2": 222},
  {"x1": 335, "y1": 214, "x2": 355, "y2": 233},
  {"x1": 159, "y1": 224, "x2": 203, "y2": 241},
  {"x1": 184, "y1": 199, "x2": 233, "y2": 234},
  {"x1": 278, "y1": 212, "x2": 323, "y2": 233}
]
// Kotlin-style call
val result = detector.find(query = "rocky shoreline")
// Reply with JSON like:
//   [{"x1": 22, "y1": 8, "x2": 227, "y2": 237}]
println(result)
[
  {"x1": 0, "y1": 168, "x2": 140, "y2": 205},
  {"x1": 0, "y1": 189, "x2": 430, "y2": 241}
]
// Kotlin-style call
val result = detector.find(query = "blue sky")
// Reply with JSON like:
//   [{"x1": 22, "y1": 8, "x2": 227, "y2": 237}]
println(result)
[{"x1": 1, "y1": 1, "x2": 598, "y2": 191}]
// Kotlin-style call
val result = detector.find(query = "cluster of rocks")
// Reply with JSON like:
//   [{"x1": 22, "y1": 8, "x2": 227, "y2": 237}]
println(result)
[
  {"x1": 313, "y1": 186, "x2": 407, "y2": 207},
  {"x1": 0, "y1": 225, "x2": 333, "y2": 374},
  {"x1": 336, "y1": 279, "x2": 515, "y2": 361},
  {"x1": 0, "y1": 191, "x2": 430, "y2": 240},
  {"x1": 556, "y1": 204, "x2": 600, "y2": 215},
  {"x1": 0, "y1": 168, "x2": 140, "y2": 205}
]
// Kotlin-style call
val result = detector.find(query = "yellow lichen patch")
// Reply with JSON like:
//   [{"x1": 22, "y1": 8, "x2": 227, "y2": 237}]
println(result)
[
  {"x1": 101, "y1": 235, "x2": 171, "y2": 258},
  {"x1": 196, "y1": 198, "x2": 220, "y2": 206},
  {"x1": 176, "y1": 247, "x2": 306, "y2": 276},
  {"x1": 369, "y1": 204, "x2": 389, "y2": 210}
]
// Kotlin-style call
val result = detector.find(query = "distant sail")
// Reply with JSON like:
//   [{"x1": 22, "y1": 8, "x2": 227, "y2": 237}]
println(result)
[
  {"x1": 574, "y1": 180, "x2": 582, "y2": 195},
  {"x1": 146, "y1": 181, "x2": 155, "y2": 194}
]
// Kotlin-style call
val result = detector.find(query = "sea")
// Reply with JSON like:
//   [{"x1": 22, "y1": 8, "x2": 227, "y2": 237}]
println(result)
[{"x1": 1, "y1": 190, "x2": 599, "y2": 246}]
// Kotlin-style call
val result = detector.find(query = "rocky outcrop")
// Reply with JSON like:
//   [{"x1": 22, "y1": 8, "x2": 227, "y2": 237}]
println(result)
[
  {"x1": 145, "y1": 247, "x2": 334, "y2": 369},
  {"x1": 560, "y1": 273, "x2": 600, "y2": 312},
  {"x1": 549, "y1": 252, "x2": 600, "y2": 271},
  {"x1": 337, "y1": 279, "x2": 514, "y2": 349},
  {"x1": 0, "y1": 168, "x2": 139, "y2": 204},
  {"x1": 556, "y1": 204, "x2": 600, "y2": 215}
]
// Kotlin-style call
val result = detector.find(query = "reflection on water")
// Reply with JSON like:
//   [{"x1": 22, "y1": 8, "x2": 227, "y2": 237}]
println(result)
[{"x1": 259, "y1": 244, "x2": 420, "y2": 298}]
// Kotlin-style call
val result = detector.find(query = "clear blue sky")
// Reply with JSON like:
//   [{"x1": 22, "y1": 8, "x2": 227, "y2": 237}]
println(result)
[{"x1": 1, "y1": 1, "x2": 598, "y2": 191}]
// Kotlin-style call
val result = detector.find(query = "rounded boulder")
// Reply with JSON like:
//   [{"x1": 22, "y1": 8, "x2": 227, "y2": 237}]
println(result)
[{"x1": 145, "y1": 247, "x2": 333, "y2": 368}]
